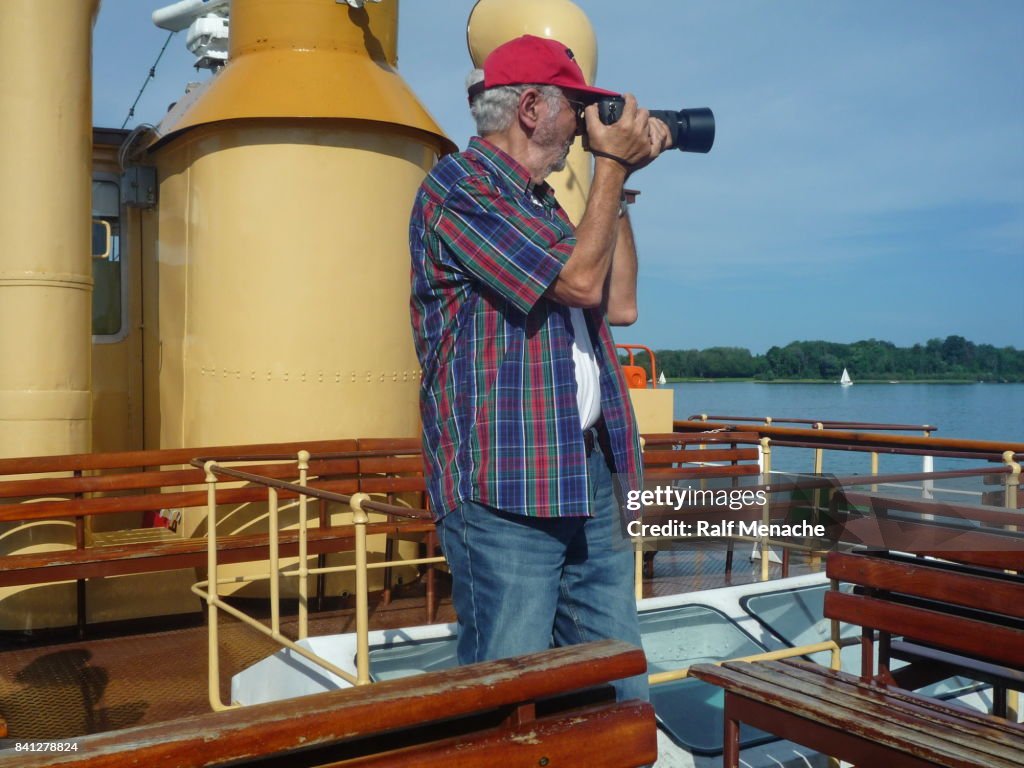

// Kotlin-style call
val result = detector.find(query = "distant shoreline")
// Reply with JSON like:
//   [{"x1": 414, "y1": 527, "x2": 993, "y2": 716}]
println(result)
[{"x1": 639, "y1": 336, "x2": 1023, "y2": 383}]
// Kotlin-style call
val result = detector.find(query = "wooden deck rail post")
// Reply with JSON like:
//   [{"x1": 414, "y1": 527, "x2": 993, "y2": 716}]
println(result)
[
  {"x1": 73, "y1": 469, "x2": 86, "y2": 639},
  {"x1": 317, "y1": 496, "x2": 328, "y2": 612}
]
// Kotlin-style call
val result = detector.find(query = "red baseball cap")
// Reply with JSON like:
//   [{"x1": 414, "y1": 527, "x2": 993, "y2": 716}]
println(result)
[{"x1": 467, "y1": 35, "x2": 620, "y2": 102}]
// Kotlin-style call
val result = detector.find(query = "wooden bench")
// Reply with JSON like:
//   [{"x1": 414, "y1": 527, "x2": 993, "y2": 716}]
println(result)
[
  {"x1": 641, "y1": 431, "x2": 763, "y2": 483},
  {"x1": 691, "y1": 658, "x2": 1023, "y2": 768},
  {"x1": 0, "y1": 439, "x2": 439, "y2": 634},
  {"x1": 827, "y1": 548, "x2": 1024, "y2": 717},
  {"x1": 691, "y1": 548, "x2": 1024, "y2": 766},
  {"x1": 0, "y1": 640, "x2": 656, "y2": 768}
]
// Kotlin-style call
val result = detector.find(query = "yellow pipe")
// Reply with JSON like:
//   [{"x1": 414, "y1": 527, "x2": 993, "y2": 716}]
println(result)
[
  {"x1": 297, "y1": 450, "x2": 310, "y2": 640},
  {"x1": 1004, "y1": 450, "x2": 1020, "y2": 512},
  {"x1": 350, "y1": 492, "x2": 371, "y2": 686},
  {"x1": 760, "y1": 437, "x2": 771, "y2": 581},
  {"x1": 813, "y1": 422, "x2": 825, "y2": 473},
  {"x1": 0, "y1": 0, "x2": 98, "y2": 457},
  {"x1": 203, "y1": 461, "x2": 230, "y2": 711},
  {"x1": 268, "y1": 487, "x2": 280, "y2": 635},
  {"x1": 648, "y1": 640, "x2": 841, "y2": 686}
]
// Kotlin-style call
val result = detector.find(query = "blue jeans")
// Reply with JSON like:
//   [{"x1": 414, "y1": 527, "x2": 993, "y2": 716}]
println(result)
[{"x1": 436, "y1": 440, "x2": 648, "y2": 702}]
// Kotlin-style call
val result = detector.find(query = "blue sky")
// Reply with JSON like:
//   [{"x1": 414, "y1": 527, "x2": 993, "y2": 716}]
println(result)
[{"x1": 94, "y1": 0, "x2": 1023, "y2": 354}]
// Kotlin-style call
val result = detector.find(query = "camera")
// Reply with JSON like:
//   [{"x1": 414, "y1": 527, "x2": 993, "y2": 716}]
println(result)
[{"x1": 596, "y1": 96, "x2": 715, "y2": 154}]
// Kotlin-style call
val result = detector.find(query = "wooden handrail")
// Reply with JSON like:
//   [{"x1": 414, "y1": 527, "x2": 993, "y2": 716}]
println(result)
[
  {"x1": 0, "y1": 480, "x2": 361, "y2": 524},
  {"x1": 0, "y1": 640, "x2": 652, "y2": 768},
  {"x1": 0, "y1": 438, "x2": 361, "y2": 476},
  {"x1": 642, "y1": 431, "x2": 762, "y2": 446},
  {"x1": 675, "y1": 419, "x2": 1024, "y2": 457}
]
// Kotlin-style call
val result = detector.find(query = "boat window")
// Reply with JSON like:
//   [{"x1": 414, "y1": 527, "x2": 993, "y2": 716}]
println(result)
[
  {"x1": 367, "y1": 637, "x2": 458, "y2": 682},
  {"x1": 640, "y1": 605, "x2": 778, "y2": 755},
  {"x1": 92, "y1": 178, "x2": 122, "y2": 337}
]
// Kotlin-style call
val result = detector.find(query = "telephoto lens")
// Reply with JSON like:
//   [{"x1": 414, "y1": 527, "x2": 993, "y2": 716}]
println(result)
[{"x1": 597, "y1": 96, "x2": 715, "y2": 154}]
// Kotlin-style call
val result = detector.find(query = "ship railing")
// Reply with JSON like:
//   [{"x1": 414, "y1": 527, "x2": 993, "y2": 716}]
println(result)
[
  {"x1": 679, "y1": 416, "x2": 1022, "y2": 505},
  {"x1": 637, "y1": 464, "x2": 1017, "y2": 583},
  {"x1": 191, "y1": 450, "x2": 443, "y2": 711},
  {"x1": 638, "y1": 425, "x2": 1020, "y2": 583}
]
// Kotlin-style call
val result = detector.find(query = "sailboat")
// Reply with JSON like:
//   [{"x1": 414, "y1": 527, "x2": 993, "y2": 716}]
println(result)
[
  {"x1": 840, "y1": 368, "x2": 853, "y2": 386},
  {"x1": 658, "y1": 371, "x2": 667, "y2": 385}
]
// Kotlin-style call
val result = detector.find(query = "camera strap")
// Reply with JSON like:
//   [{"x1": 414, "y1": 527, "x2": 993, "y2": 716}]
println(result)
[{"x1": 588, "y1": 149, "x2": 632, "y2": 171}]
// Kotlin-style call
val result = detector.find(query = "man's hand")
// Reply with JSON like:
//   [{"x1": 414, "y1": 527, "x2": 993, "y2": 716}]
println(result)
[
  {"x1": 583, "y1": 94, "x2": 668, "y2": 173},
  {"x1": 631, "y1": 116, "x2": 671, "y2": 174}
]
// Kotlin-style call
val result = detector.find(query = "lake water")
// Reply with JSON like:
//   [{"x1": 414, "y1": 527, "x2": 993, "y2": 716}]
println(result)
[{"x1": 665, "y1": 381, "x2": 1024, "y2": 480}]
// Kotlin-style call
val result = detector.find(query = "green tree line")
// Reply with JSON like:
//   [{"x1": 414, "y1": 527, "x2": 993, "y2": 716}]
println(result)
[{"x1": 623, "y1": 336, "x2": 1024, "y2": 382}]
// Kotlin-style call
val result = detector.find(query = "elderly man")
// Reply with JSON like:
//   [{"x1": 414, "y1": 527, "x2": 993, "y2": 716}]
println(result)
[{"x1": 409, "y1": 35, "x2": 669, "y2": 701}]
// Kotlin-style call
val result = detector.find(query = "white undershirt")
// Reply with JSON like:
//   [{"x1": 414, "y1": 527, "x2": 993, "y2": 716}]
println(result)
[{"x1": 570, "y1": 307, "x2": 602, "y2": 429}]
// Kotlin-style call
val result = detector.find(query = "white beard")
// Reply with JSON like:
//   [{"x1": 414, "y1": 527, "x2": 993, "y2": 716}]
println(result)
[{"x1": 535, "y1": 111, "x2": 573, "y2": 178}]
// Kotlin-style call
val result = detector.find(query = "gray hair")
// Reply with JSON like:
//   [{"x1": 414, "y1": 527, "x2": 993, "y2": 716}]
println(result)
[{"x1": 466, "y1": 69, "x2": 564, "y2": 135}]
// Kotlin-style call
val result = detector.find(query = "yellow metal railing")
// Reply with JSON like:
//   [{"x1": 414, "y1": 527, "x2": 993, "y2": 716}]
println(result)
[
  {"x1": 190, "y1": 450, "x2": 445, "y2": 711},
  {"x1": 648, "y1": 638, "x2": 849, "y2": 687}
]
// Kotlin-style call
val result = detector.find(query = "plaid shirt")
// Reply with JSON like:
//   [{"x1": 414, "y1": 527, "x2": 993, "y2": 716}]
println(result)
[{"x1": 409, "y1": 137, "x2": 643, "y2": 520}]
